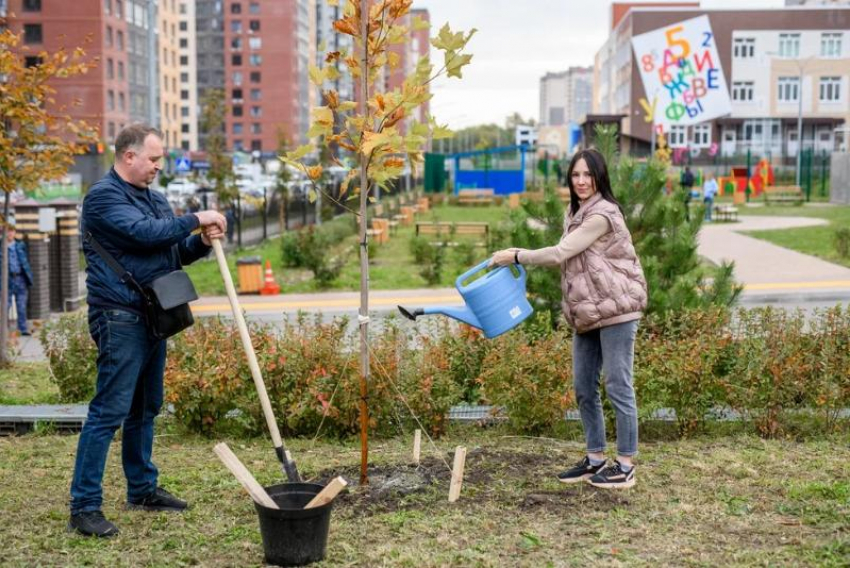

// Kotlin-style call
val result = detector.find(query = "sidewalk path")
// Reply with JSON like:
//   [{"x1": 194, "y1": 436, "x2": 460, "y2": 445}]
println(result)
[{"x1": 699, "y1": 214, "x2": 850, "y2": 296}]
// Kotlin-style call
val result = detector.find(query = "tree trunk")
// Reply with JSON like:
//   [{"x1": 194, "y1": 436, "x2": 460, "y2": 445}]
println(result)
[
  {"x1": 0, "y1": 191, "x2": 11, "y2": 367},
  {"x1": 358, "y1": 0, "x2": 370, "y2": 486}
]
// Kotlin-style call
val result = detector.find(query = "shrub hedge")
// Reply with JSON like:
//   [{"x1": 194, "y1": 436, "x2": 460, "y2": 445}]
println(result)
[{"x1": 38, "y1": 306, "x2": 850, "y2": 438}]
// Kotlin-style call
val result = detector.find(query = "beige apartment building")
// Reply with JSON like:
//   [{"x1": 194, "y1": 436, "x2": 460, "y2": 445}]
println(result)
[{"x1": 159, "y1": 0, "x2": 180, "y2": 151}]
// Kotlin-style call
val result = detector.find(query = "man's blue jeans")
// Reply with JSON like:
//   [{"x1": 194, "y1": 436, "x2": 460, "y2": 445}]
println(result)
[
  {"x1": 572, "y1": 320, "x2": 639, "y2": 457},
  {"x1": 8, "y1": 274, "x2": 28, "y2": 333},
  {"x1": 70, "y1": 308, "x2": 166, "y2": 514}
]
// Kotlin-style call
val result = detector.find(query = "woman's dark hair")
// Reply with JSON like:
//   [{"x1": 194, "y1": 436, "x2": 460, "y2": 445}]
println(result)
[{"x1": 566, "y1": 148, "x2": 622, "y2": 216}]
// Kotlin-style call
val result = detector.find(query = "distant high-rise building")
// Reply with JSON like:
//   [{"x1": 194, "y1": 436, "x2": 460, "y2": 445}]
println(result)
[
  {"x1": 222, "y1": 0, "x2": 314, "y2": 153},
  {"x1": 316, "y1": 0, "x2": 354, "y2": 105},
  {"x1": 125, "y1": 0, "x2": 157, "y2": 126},
  {"x1": 159, "y1": 0, "x2": 180, "y2": 151},
  {"x1": 177, "y1": 0, "x2": 199, "y2": 152},
  {"x1": 539, "y1": 67, "x2": 593, "y2": 126},
  {"x1": 195, "y1": 0, "x2": 225, "y2": 152}
]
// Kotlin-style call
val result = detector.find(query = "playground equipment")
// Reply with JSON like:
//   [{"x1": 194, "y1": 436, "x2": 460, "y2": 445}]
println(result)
[{"x1": 449, "y1": 145, "x2": 530, "y2": 195}]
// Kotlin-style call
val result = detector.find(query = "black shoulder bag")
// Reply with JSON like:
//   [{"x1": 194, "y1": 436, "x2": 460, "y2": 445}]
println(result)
[{"x1": 85, "y1": 232, "x2": 198, "y2": 340}]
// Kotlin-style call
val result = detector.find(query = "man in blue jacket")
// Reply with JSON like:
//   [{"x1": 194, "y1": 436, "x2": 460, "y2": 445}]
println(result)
[
  {"x1": 68, "y1": 124, "x2": 226, "y2": 538},
  {"x1": 5, "y1": 224, "x2": 34, "y2": 335}
]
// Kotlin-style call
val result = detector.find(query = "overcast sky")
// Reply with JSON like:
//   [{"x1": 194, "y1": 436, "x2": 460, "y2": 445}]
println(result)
[{"x1": 413, "y1": 0, "x2": 786, "y2": 128}]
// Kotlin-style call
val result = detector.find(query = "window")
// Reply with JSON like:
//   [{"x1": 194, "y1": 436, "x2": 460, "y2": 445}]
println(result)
[
  {"x1": 232, "y1": 71, "x2": 243, "y2": 85},
  {"x1": 732, "y1": 81, "x2": 754, "y2": 102},
  {"x1": 231, "y1": 21, "x2": 242, "y2": 33},
  {"x1": 692, "y1": 124, "x2": 711, "y2": 148},
  {"x1": 233, "y1": 123, "x2": 243, "y2": 134},
  {"x1": 108, "y1": 90, "x2": 115, "y2": 111},
  {"x1": 179, "y1": 38, "x2": 188, "y2": 48},
  {"x1": 231, "y1": 2, "x2": 241, "y2": 13},
  {"x1": 24, "y1": 56, "x2": 42, "y2": 67},
  {"x1": 180, "y1": 55, "x2": 189, "y2": 65},
  {"x1": 23, "y1": 0, "x2": 42, "y2": 12},
  {"x1": 234, "y1": 140, "x2": 244, "y2": 151},
  {"x1": 779, "y1": 33, "x2": 800, "y2": 58},
  {"x1": 733, "y1": 37, "x2": 755, "y2": 58},
  {"x1": 820, "y1": 76, "x2": 841, "y2": 102},
  {"x1": 668, "y1": 125, "x2": 687, "y2": 148},
  {"x1": 23, "y1": 24, "x2": 43, "y2": 44},
  {"x1": 250, "y1": 89, "x2": 261, "y2": 101},
  {"x1": 251, "y1": 123, "x2": 261, "y2": 134},
  {"x1": 181, "y1": 140, "x2": 190, "y2": 151},
  {"x1": 249, "y1": 2, "x2": 260, "y2": 14},
  {"x1": 179, "y1": 21, "x2": 188, "y2": 31},
  {"x1": 181, "y1": 106, "x2": 189, "y2": 117},
  {"x1": 181, "y1": 89, "x2": 189, "y2": 100},
  {"x1": 250, "y1": 71, "x2": 261, "y2": 83},
  {"x1": 118, "y1": 61, "x2": 124, "y2": 79},
  {"x1": 232, "y1": 88, "x2": 243, "y2": 99},
  {"x1": 249, "y1": 37, "x2": 261, "y2": 50},
  {"x1": 109, "y1": 122, "x2": 116, "y2": 138},
  {"x1": 115, "y1": 0, "x2": 123, "y2": 18},
  {"x1": 231, "y1": 37, "x2": 242, "y2": 49},
  {"x1": 107, "y1": 58, "x2": 114, "y2": 79},
  {"x1": 179, "y1": 2, "x2": 186, "y2": 14},
  {"x1": 106, "y1": 26, "x2": 114, "y2": 47},
  {"x1": 119, "y1": 92, "x2": 125, "y2": 111},
  {"x1": 821, "y1": 33, "x2": 842, "y2": 58},
  {"x1": 249, "y1": 54, "x2": 262, "y2": 66},
  {"x1": 249, "y1": 20, "x2": 260, "y2": 32},
  {"x1": 777, "y1": 76, "x2": 800, "y2": 103},
  {"x1": 104, "y1": 0, "x2": 112, "y2": 15},
  {"x1": 232, "y1": 54, "x2": 243, "y2": 66},
  {"x1": 251, "y1": 140, "x2": 262, "y2": 151},
  {"x1": 162, "y1": 48, "x2": 168, "y2": 66},
  {"x1": 117, "y1": 30, "x2": 124, "y2": 50},
  {"x1": 250, "y1": 105, "x2": 262, "y2": 117},
  {"x1": 180, "y1": 72, "x2": 189, "y2": 82},
  {"x1": 182, "y1": 124, "x2": 190, "y2": 133},
  {"x1": 233, "y1": 105, "x2": 243, "y2": 117}
]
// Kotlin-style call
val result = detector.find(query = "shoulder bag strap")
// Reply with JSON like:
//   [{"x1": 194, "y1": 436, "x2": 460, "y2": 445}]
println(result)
[{"x1": 84, "y1": 231, "x2": 147, "y2": 297}]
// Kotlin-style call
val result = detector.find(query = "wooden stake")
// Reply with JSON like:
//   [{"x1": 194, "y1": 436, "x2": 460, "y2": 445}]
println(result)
[
  {"x1": 412, "y1": 429, "x2": 421, "y2": 465},
  {"x1": 448, "y1": 446, "x2": 467, "y2": 503},
  {"x1": 213, "y1": 443, "x2": 279, "y2": 510},
  {"x1": 304, "y1": 476, "x2": 348, "y2": 509}
]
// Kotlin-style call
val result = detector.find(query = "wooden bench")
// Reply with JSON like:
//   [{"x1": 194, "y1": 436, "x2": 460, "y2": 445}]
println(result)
[
  {"x1": 415, "y1": 221, "x2": 490, "y2": 247},
  {"x1": 713, "y1": 204, "x2": 739, "y2": 222},
  {"x1": 508, "y1": 189, "x2": 571, "y2": 209},
  {"x1": 763, "y1": 185, "x2": 803, "y2": 205},
  {"x1": 457, "y1": 188, "x2": 495, "y2": 205}
]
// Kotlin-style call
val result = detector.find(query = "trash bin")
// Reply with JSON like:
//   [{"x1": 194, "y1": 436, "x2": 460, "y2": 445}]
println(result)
[{"x1": 236, "y1": 256, "x2": 263, "y2": 294}]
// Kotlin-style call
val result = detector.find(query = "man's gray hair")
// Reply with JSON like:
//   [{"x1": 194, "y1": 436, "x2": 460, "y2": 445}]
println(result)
[{"x1": 114, "y1": 124, "x2": 162, "y2": 158}]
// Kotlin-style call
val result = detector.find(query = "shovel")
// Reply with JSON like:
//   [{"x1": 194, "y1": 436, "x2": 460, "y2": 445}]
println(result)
[{"x1": 211, "y1": 238, "x2": 301, "y2": 483}]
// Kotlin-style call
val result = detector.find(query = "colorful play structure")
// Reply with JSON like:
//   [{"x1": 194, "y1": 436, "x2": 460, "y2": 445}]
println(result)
[{"x1": 688, "y1": 158, "x2": 775, "y2": 204}]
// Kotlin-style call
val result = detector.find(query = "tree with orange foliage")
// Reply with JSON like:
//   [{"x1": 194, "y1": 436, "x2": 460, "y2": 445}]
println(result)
[
  {"x1": 0, "y1": 28, "x2": 96, "y2": 365},
  {"x1": 284, "y1": 0, "x2": 474, "y2": 483}
]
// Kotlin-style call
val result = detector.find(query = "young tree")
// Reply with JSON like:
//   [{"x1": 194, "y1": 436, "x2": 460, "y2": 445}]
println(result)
[
  {"x1": 0, "y1": 29, "x2": 96, "y2": 365},
  {"x1": 284, "y1": 0, "x2": 474, "y2": 483},
  {"x1": 199, "y1": 88, "x2": 236, "y2": 205}
]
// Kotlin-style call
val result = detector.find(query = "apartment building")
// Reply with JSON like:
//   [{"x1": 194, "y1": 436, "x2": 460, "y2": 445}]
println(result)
[
  {"x1": 177, "y1": 0, "x2": 198, "y2": 151},
  {"x1": 593, "y1": 3, "x2": 850, "y2": 159},
  {"x1": 195, "y1": 0, "x2": 225, "y2": 152},
  {"x1": 539, "y1": 66, "x2": 593, "y2": 126},
  {"x1": 159, "y1": 0, "x2": 180, "y2": 150}
]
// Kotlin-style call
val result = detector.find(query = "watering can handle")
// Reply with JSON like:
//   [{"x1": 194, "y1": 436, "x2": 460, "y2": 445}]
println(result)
[{"x1": 455, "y1": 258, "x2": 527, "y2": 292}]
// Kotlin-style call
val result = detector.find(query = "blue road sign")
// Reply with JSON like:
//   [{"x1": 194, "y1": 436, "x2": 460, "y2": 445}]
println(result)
[{"x1": 175, "y1": 157, "x2": 192, "y2": 172}]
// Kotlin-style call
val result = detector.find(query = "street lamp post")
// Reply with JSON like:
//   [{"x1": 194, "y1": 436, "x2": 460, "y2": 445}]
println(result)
[{"x1": 796, "y1": 63, "x2": 804, "y2": 188}]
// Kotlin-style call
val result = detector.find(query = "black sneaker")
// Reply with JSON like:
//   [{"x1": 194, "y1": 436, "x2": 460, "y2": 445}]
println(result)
[
  {"x1": 557, "y1": 456, "x2": 607, "y2": 484},
  {"x1": 67, "y1": 510, "x2": 119, "y2": 538},
  {"x1": 127, "y1": 487, "x2": 189, "y2": 512},
  {"x1": 588, "y1": 461, "x2": 636, "y2": 489}
]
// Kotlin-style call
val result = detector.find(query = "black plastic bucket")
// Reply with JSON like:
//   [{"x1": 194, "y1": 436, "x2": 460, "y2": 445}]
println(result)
[{"x1": 254, "y1": 482, "x2": 334, "y2": 567}]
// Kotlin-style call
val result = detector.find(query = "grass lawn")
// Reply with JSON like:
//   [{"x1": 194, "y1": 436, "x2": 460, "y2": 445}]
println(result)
[
  {"x1": 184, "y1": 203, "x2": 513, "y2": 295},
  {"x1": 0, "y1": 361, "x2": 58, "y2": 405},
  {"x1": 1, "y1": 426, "x2": 847, "y2": 566},
  {"x1": 739, "y1": 204, "x2": 850, "y2": 269}
]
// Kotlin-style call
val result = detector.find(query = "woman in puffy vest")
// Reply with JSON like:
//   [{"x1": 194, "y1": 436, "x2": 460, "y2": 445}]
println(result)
[{"x1": 491, "y1": 148, "x2": 647, "y2": 489}]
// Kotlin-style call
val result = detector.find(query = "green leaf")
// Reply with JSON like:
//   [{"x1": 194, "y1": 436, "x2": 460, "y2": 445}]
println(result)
[
  {"x1": 308, "y1": 64, "x2": 326, "y2": 86},
  {"x1": 428, "y1": 117, "x2": 453, "y2": 140},
  {"x1": 412, "y1": 15, "x2": 430, "y2": 31},
  {"x1": 445, "y1": 52, "x2": 473, "y2": 79},
  {"x1": 285, "y1": 144, "x2": 313, "y2": 162}
]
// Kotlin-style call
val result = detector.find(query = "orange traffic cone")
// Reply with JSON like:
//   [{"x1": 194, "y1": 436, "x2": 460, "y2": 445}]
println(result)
[{"x1": 260, "y1": 260, "x2": 281, "y2": 295}]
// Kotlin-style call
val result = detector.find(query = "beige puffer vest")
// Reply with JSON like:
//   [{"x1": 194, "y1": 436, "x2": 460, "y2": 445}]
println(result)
[{"x1": 560, "y1": 193, "x2": 647, "y2": 333}]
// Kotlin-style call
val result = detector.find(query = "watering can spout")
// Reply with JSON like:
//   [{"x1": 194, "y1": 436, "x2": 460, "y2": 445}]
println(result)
[{"x1": 397, "y1": 304, "x2": 482, "y2": 330}]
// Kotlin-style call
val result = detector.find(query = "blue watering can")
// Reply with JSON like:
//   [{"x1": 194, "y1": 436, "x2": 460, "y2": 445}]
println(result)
[{"x1": 398, "y1": 259, "x2": 534, "y2": 339}]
